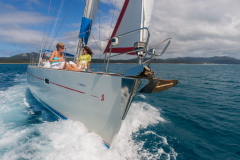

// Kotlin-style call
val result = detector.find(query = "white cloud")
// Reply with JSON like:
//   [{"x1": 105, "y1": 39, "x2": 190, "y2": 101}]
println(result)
[
  {"x1": 101, "y1": 0, "x2": 124, "y2": 10},
  {"x1": 27, "y1": 0, "x2": 40, "y2": 4},
  {"x1": 0, "y1": 12, "x2": 46, "y2": 24},
  {"x1": 147, "y1": 0, "x2": 240, "y2": 59},
  {"x1": 0, "y1": 25, "x2": 43, "y2": 45},
  {"x1": 0, "y1": 1, "x2": 15, "y2": 11},
  {"x1": 64, "y1": 0, "x2": 240, "y2": 59},
  {"x1": 0, "y1": 1, "x2": 49, "y2": 56},
  {"x1": 1, "y1": 0, "x2": 240, "y2": 59},
  {"x1": 61, "y1": 5, "x2": 122, "y2": 58}
]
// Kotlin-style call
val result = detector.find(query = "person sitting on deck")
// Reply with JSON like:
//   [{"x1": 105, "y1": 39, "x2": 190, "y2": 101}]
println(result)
[
  {"x1": 42, "y1": 53, "x2": 47, "y2": 61},
  {"x1": 49, "y1": 43, "x2": 82, "y2": 71},
  {"x1": 76, "y1": 46, "x2": 93, "y2": 70}
]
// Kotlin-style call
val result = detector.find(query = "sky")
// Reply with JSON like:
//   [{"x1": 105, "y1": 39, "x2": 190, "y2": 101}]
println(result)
[{"x1": 0, "y1": 0, "x2": 240, "y2": 59}]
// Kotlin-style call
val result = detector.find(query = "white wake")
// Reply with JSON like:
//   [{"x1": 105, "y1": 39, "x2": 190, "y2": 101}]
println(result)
[{"x1": 0, "y1": 75, "x2": 177, "y2": 160}]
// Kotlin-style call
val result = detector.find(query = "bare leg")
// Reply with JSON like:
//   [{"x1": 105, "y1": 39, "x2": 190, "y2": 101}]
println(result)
[
  {"x1": 70, "y1": 64, "x2": 79, "y2": 69},
  {"x1": 64, "y1": 63, "x2": 82, "y2": 71}
]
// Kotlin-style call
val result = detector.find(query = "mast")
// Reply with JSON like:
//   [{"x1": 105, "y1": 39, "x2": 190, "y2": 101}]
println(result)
[{"x1": 74, "y1": 0, "x2": 100, "y2": 62}]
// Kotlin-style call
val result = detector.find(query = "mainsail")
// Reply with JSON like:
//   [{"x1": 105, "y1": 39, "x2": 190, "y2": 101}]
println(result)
[
  {"x1": 104, "y1": 0, "x2": 155, "y2": 55},
  {"x1": 75, "y1": 0, "x2": 100, "y2": 60}
]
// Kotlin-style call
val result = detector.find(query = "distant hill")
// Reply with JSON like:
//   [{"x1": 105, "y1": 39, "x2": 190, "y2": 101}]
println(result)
[
  {"x1": 0, "y1": 52, "x2": 39, "y2": 63},
  {"x1": 172, "y1": 56, "x2": 240, "y2": 64},
  {"x1": 0, "y1": 53, "x2": 240, "y2": 64},
  {"x1": 11, "y1": 52, "x2": 39, "y2": 59},
  {"x1": 92, "y1": 56, "x2": 240, "y2": 64}
]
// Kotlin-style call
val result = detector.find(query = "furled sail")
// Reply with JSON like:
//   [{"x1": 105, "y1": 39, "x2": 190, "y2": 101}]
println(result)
[
  {"x1": 75, "y1": 0, "x2": 100, "y2": 61},
  {"x1": 104, "y1": 0, "x2": 155, "y2": 55},
  {"x1": 79, "y1": 0, "x2": 100, "y2": 45}
]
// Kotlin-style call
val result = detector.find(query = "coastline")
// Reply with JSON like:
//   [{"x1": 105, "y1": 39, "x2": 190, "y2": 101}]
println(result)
[
  {"x1": 0, "y1": 63, "x2": 32, "y2": 64},
  {"x1": 0, "y1": 63, "x2": 233, "y2": 65}
]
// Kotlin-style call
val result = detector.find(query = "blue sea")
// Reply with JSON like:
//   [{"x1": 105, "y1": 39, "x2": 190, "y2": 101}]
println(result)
[{"x1": 0, "y1": 64, "x2": 239, "y2": 160}]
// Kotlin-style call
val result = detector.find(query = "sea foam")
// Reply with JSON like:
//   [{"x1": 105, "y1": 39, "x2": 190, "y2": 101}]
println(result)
[{"x1": 0, "y1": 72, "x2": 177, "y2": 160}]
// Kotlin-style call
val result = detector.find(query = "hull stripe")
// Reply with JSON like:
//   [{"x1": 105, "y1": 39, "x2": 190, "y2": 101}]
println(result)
[
  {"x1": 27, "y1": 72, "x2": 104, "y2": 99},
  {"x1": 103, "y1": 140, "x2": 110, "y2": 148},
  {"x1": 28, "y1": 72, "x2": 44, "y2": 81},
  {"x1": 50, "y1": 81, "x2": 85, "y2": 94},
  {"x1": 28, "y1": 72, "x2": 110, "y2": 148},
  {"x1": 90, "y1": 95, "x2": 99, "y2": 98}
]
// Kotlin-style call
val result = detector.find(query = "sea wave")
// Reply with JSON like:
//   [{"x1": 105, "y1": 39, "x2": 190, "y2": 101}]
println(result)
[{"x1": 0, "y1": 70, "x2": 176, "y2": 160}]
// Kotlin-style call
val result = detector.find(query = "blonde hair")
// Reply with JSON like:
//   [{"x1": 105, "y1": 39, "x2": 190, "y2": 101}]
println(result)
[{"x1": 56, "y1": 43, "x2": 65, "y2": 49}]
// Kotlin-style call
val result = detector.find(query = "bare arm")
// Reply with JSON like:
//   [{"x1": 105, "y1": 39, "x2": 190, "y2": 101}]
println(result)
[
  {"x1": 49, "y1": 51, "x2": 58, "y2": 63},
  {"x1": 49, "y1": 51, "x2": 63, "y2": 63}
]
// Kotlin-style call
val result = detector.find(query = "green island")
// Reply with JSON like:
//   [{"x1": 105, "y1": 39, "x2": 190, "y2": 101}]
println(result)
[{"x1": 1, "y1": 52, "x2": 240, "y2": 64}]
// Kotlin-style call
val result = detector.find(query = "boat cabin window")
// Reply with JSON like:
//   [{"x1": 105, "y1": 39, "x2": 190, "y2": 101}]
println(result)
[{"x1": 44, "y1": 78, "x2": 49, "y2": 85}]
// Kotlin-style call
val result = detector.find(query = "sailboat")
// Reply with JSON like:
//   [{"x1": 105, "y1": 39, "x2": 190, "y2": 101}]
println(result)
[{"x1": 27, "y1": 0, "x2": 178, "y2": 149}]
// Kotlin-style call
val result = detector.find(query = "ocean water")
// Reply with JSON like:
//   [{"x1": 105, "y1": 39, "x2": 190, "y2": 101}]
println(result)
[{"x1": 0, "y1": 64, "x2": 239, "y2": 160}]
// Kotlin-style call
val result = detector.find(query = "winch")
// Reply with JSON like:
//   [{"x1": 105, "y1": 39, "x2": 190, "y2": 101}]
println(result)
[
  {"x1": 134, "y1": 42, "x2": 147, "y2": 57},
  {"x1": 134, "y1": 42, "x2": 147, "y2": 65}
]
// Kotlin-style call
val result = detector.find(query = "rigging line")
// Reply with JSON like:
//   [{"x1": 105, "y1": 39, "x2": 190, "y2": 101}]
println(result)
[
  {"x1": 47, "y1": 34, "x2": 77, "y2": 39},
  {"x1": 90, "y1": 31, "x2": 105, "y2": 70},
  {"x1": 90, "y1": 32, "x2": 104, "y2": 53},
  {"x1": 43, "y1": 31, "x2": 108, "y2": 43},
  {"x1": 98, "y1": 1, "x2": 101, "y2": 52},
  {"x1": 49, "y1": 0, "x2": 75, "y2": 50},
  {"x1": 98, "y1": 4, "x2": 103, "y2": 71},
  {"x1": 47, "y1": 31, "x2": 108, "y2": 43},
  {"x1": 48, "y1": 0, "x2": 65, "y2": 49},
  {"x1": 41, "y1": 0, "x2": 51, "y2": 50},
  {"x1": 124, "y1": 63, "x2": 129, "y2": 73},
  {"x1": 149, "y1": 37, "x2": 172, "y2": 49},
  {"x1": 46, "y1": 30, "x2": 90, "y2": 40},
  {"x1": 44, "y1": 0, "x2": 61, "y2": 49},
  {"x1": 100, "y1": 0, "x2": 116, "y2": 71},
  {"x1": 108, "y1": 0, "x2": 117, "y2": 39},
  {"x1": 90, "y1": 0, "x2": 101, "y2": 70},
  {"x1": 58, "y1": 31, "x2": 105, "y2": 49},
  {"x1": 64, "y1": 38, "x2": 107, "y2": 49},
  {"x1": 88, "y1": 38, "x2": 109, "y2": 44}
]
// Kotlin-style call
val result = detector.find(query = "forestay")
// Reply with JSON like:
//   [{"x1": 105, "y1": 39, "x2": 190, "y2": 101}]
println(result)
[
  {"x1": 104, "y1": 0, "x2": 154, "y2": 55},
  {"x1": 75, "y1": 0, "x2": 100, "y2": 61}
]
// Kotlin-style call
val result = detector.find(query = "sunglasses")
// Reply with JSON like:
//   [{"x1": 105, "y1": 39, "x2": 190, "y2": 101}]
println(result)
[{"x1": 60, "y1": 47, "x2": 64, "y2": 49}]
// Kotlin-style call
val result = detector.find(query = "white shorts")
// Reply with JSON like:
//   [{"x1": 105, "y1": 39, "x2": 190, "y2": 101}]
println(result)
[{"x1": 50, "y1": 62, "x2": 65, "y2": 69}]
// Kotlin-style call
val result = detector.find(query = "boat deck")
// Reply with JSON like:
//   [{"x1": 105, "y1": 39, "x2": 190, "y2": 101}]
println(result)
[{"x1": 29, "y1": 65, "x2": 123, "y2": 77}]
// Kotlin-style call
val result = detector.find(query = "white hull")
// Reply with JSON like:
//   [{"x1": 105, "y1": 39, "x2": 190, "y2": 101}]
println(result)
[{"x1": 27, "y1": 66, "x2": 141, "y2": 148}]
